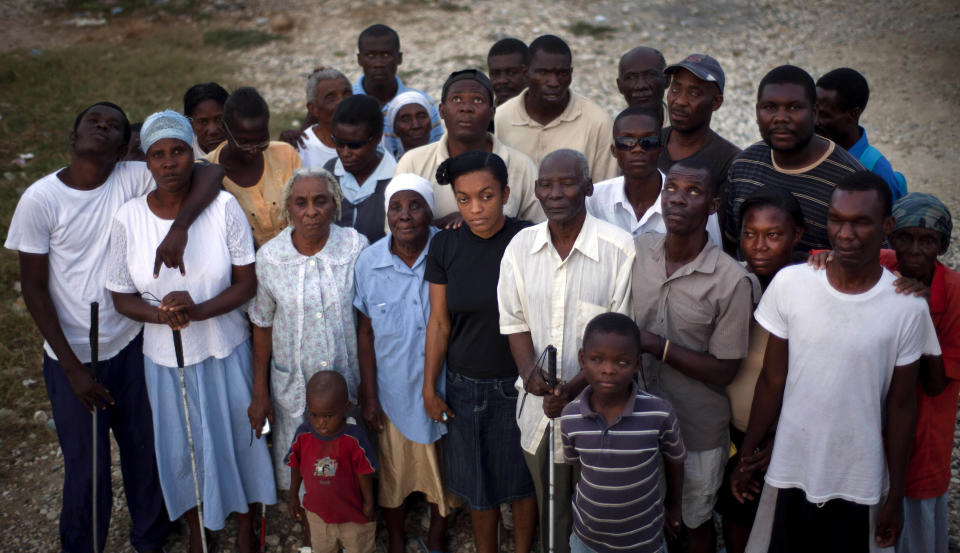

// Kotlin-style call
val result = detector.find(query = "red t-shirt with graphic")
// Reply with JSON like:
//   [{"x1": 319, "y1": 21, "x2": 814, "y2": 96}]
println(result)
[
  {"x1": 879, "y1": 249, "x2": 960, "y2": 499},
  {"x1": 285, "y1": 421, "x2": 378, "y2": 523}
]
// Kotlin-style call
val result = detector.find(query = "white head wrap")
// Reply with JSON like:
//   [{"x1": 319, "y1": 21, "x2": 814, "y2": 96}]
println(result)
[
  {"x1": 384, "y1": 173, "x2": 435, "y2": 215},
  {"x1": 386, "y1": 91, "x2": 433, "y2": 129},
  {"x1": 140, "y1": 109, "x2": 194, "y2": 153}
]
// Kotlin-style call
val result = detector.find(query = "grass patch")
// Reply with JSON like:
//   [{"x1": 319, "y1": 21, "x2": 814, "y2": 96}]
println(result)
[
  {"x1": 566, "y1": 20, "x2": 617, "y2": 38},
  {"x1": 398, "y1": 68, "x2": 422, "y2": 80},
  {"x1": 0, "y1": 26, "x2": 239, "y2": 417},
  {"x1": 203, "y1": 28, "x2": 284, "y2": 50}
]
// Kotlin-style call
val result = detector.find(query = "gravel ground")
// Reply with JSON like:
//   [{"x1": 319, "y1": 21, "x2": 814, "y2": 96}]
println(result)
[{"x1": 1, "y1": 0, "x2": 959, "y2": 551}]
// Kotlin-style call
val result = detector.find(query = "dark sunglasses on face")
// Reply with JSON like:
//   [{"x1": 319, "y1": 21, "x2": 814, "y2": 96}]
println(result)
[
  {"x1": 613, "y1": 135, "x2": 663, "y2": 151},
  {"x1": 331, "y1": 134, "x2": 376, "y2": 150}
]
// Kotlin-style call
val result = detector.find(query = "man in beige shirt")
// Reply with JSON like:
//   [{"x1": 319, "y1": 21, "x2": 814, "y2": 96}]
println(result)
[
  {"x1": 396, "y1": 69, "x2": 543, "y2": 227},
  {"x1": 494, "y1": 35, "x2": 618, "y2": 184}
]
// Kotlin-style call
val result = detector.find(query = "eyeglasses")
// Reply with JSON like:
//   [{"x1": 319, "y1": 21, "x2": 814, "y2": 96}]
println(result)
[
  {"x1": 331, "y1": 134, "x2": 375, "y2": 150},
  {"x1": 613, "y1": 135, "x2": 663, "y2": 151},
  {"x1": 223, "y1": 122, "x2": 270, "y2": 153}
]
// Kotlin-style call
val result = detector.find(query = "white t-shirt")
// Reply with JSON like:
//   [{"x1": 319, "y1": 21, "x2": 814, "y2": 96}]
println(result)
[
  {"x1": 4, "y1": 163, "x2": 154, "y2": 362},
  {"x1": 586, "y1": 174, "x2": 723, "y2": 247},
  {"x1": 754, "y1": 264, "x2": 941, "y2": 504},
  {"x1": 105, "y1": 191, "x2": 255, "y2": 367},
  {"x1": 297, "y1": 125, "x2": 338, "y2": 170}
]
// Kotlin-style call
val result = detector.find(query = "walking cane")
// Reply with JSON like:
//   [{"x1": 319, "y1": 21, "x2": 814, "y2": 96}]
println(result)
[
  {"x1": 173, "y1": 329, "x2": 208, "y2": 553},
  {"x1": 90, "y1": 302, "x2": 99, "y2": 553},
  {"x1": 546, "y1": 345, "x2": 558, "y2": 553}
]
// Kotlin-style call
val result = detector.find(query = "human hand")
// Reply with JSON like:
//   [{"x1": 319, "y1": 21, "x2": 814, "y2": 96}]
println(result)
[
  {"x1": 807, "y1": 250, "x2": 832, "y2": 270},
  {"x1": 524, "y1": 368, "x2": 553, "y2": 397},
  {"x1": 874, "y1": 496, "x2": 903, "y2": 547},
  {"x1": 278, "y1": 129, "x2": 308, "y2": 149},
  {"x1": 287, "y1": 493, "x2": 302, "y2": 521},
  {"x1": 434, "y1": 212, "x2": 464, "y2": 230},
  {"x1": 362, "y1": 500, "x2": 375, "y2": 522},
  {"x1": 892, "y1": 272, "x2": 930, "y2": 298},
  {"x1": 542, "y1": 383, "x2": 568, "y2": 419},
  {"x1": 157, "y1": 306, "x2": 190, "y2": 330},
  {"x1": 154, "y1": 224, "x2": 188, "y2": 278},
  {"x1": 730, "y1": 461, "x2": 762, "y2": 504},
  {"x1": 247, "y1": 393, "x2": 274, "y2": 438},
  {"x1": 65, "y1": 362, "x2": 114, "y2": 412},
  {"x1": 160, "y1": 291, "x2": 198, "y2": 326},
  {"x1": 739, "y1": 435, "x2": 774, "y2": 473},
  {"x1": 422, "y1": 390, "x2": 454, "y2": 423},
  {"x1": 361, "y1": 393, "x2": 384, "y2": 433},
  {"x1": 663, "y1": 500, "x2": 683, "y2": 540}
]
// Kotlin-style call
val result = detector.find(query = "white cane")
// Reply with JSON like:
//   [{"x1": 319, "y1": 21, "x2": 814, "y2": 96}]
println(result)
[
  {"x1": 173, "y1": 329, "x2": 207, "y2": 553},
  {"x1": 546, "y1": 345, "x2": 558, "y2": 553},
  {"x1": 89, "y1": 302, "x2": 99, "y2": 553}
]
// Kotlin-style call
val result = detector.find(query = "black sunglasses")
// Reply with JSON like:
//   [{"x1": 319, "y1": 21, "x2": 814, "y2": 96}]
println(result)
[
  {"x1": 331, "y1": 134, "x2": 376, "y2": 150},
  {"x1": 613, "y1": 135, "x2": 663, "y2": 151}
]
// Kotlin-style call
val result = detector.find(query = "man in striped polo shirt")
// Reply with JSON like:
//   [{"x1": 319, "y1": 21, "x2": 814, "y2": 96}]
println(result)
[
  {"x1": 724, "y1": 65, "x2": 862, "y2": 256},
  {"x1": 561, "y1": 312, "x2": 685, "y2": 553}
]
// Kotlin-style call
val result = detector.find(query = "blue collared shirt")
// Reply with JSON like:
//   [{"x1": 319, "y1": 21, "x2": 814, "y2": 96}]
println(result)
[
  {"x1": 353, "y1": 76, "x2": 443, "y2": 158},
  {"x1": 847, "y1": 126, "x2": 904, "y2": 201},
  {"x1": 353, "y1": 227, "x2": 444, "y2": 444}
]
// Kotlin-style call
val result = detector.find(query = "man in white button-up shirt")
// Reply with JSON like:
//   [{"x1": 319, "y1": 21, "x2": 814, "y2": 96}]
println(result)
[
  {"x1": 587, "y1": 105, "x2": 722, "y2": 245},
  {"x1": 498, "y1": 149, "x2": 635, "y2": 553}
]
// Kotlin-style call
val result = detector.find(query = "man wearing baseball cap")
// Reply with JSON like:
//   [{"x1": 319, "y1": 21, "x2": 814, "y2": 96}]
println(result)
[
  {"x1": 395, "y1": 68, "x2": 545, "y2": 228},
  {"x1": 659, "y1": 54, "x2": 741, "y2": 252}
]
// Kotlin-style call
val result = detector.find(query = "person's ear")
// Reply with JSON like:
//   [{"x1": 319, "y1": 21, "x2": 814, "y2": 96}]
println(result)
[
  {"x1": 502, "y1": 184, "x2": 511, "y2": 206},
  {"x1": 397, "y1": 51, "x2": 403, "y2": 67},
  {"x1": 712, "y1": 92, "x2": 724, "y2": 112},
  {"x1": 584, "y1": 178, "x2": 594, "y2": 198},
  {"x1": 883, "y1": 215, "x2": 895, "y2": 237},
  {"x1": 707, "y1": 195, "x2": 720, "y2": 216},
  {"x1": 610, "y1": 142, "x2": 617, "y2": 158},
  {"x1": 848, "y1": 106, "x2": 862, "y2": 124},
  {"x1": 438, "y1": 102, "x2": 447, "y2": 120},
  {"x1": 792, "y1": 226, "x2": 805, "y2": 248},
  {"x1": 69, "y1": 130, "x2": 77, "y2": 148},
  {"x1": 578, "y1": 348, "x2": 587, "y2": 370},
  {"x1": 356, "y1": 51, "x2": 363, "y2": 67}
]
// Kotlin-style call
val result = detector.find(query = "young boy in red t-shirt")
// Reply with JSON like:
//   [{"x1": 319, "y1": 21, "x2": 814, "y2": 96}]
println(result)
[{"x1": 286, "y1": 371, "x2": 378, "y2": 553}]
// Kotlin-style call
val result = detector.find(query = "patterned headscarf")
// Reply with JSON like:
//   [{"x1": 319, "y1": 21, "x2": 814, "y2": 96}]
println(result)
[{"x1": 892, "y1": 192, "x2": 953, "y2": 253}]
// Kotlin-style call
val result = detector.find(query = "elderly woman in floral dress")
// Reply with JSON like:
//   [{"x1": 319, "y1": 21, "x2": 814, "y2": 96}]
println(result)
[{"x1": 246, "y1": 167, "x2": 368, "y2": 490}]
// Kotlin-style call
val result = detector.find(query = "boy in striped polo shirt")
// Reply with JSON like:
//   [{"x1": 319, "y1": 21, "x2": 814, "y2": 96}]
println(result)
[{"x1": 560, "y1": 313, "x2": 686, "y2": 553}]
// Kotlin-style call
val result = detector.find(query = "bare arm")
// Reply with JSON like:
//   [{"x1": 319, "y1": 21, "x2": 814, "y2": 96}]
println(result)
[
  {"x1": 919, "y1": 354, "x2": 947, "y2": 396},
  {"x1": 358, "y1": 473, "x2": 375, "y2": 521},
  {"x1": 248, "y1": 324, "x2": 274, "y2": 437},
  {"x1": 357, "y1": 311, "x2": 383, "y2": 432},
  {"x1": 160, "y1": 263, "x2": 256, "y2": 322},
  {"x1": 288, "y1": 467, "x2": 303, "y2": 521},
  {"x1": 732, "y1": 335, "x2": 788, "y2": 503},
  {"x1": 422, "y1": 283, "x2": 453, "y2": 421},
  {"x1": 507, "y1": 332, "x2": 552, "y2": 396},
  {"x1": 641, "y1": 330, "x2": 741, "y2": 386},
  {"x1": 663, "y1": 459, "x2": 684, "y2": 540},
  {"x1": 153, "y1": 162, "x2": 224, "y2": 276},
  {"x1": 875, "y1": 360, "x2": 920, "y2": 548},
  {"x1": 19, "y1": 252, "x2": 113, "y2": 410}
]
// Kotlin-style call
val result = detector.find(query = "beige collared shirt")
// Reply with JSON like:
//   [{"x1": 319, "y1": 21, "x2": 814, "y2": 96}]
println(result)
[
  {"x1": 498, "y1": 214, "x2": 635, "y2": 461},
  {"x1": 395, "y1": 132, "x2": 544, "y2": 222},
  {"x1": 631, "y1": 233, "x2": 758, "y2": 451},
  {"x1": 494, "y1": 89, "x2": 618, "y2": 183}
]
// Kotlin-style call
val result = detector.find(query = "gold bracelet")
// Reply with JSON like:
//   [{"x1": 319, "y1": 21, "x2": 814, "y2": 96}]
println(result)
[{"x1": 661, "y1": 339, "x2": 671, "y2": 362}]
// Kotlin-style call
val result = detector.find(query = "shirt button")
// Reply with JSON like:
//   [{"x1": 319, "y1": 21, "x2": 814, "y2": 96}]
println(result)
[
  {"x1": 316, "y1": 312, "x2": 323, "y2": 319},
  {"x1": 308, "y1": 260, "x2": 316, "y2": 267},
  {"x1": 321, "y1": 361, "x2": 328, "y2": 367}
]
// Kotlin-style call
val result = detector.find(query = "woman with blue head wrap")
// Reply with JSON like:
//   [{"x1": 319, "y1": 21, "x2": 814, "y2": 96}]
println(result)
[{"x1": 107, "y1": 109, "x2": 276, "y2": 552}]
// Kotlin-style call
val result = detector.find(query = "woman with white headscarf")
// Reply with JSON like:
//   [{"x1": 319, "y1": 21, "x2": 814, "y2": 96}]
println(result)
[
  {"x1": 106, "y1": 110, "x2": 276, "y2": 553},
  {"x1": 386, "y1": 91, "x2": 436, "y2": 159}
]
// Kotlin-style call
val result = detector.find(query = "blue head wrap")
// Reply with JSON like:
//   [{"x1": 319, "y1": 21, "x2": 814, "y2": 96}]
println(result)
[{"x1": 140, "y1": 109, "x2": 194, "y2": 153}]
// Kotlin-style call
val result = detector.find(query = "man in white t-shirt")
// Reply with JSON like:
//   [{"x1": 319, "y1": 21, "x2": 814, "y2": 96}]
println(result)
[
  {"x1": 4, "y1": 102, "x2": 221, "y2": 553},
  {"x1": 732, "y1": 171, "x2": 941, "y2": 553}
]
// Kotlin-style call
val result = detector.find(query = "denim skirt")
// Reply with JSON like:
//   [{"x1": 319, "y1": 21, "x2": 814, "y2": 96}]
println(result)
[{"x1": 442, "y1": 371, "x2": 535, "y2": 510}]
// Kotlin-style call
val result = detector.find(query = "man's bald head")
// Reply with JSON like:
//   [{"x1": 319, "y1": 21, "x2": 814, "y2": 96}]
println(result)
[
  {"x1": 617, "y1": 47, "x2": 668, "y2": 111},
  {"x1": 536, "y1": 149, "x2": 593, "y2": 225}
]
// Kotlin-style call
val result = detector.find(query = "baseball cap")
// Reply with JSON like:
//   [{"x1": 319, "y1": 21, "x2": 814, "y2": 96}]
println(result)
[{"x1": 665, "y1": 54, "x2": 725, "y2": 94}]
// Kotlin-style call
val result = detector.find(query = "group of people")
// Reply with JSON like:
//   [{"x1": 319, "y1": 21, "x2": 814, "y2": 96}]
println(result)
[{"x1": 5, "y1": 20, "x2": 956, "y2": 553}]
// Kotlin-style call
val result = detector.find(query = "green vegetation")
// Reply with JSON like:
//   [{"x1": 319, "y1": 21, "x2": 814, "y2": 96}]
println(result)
[
  {"x1": 566, "y1": 20, "x2": 616, "y2": 38},
  {"x1": 203, "y1": 28, "x2": 285, "y2": 50},
  {"x1": 0, "y1": 25, "x2": 239, "y2": 419}
]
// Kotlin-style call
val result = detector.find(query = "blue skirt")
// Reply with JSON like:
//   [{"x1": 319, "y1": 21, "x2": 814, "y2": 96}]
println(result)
[{"x1": 143, "y1": 339, "x2": 276, "y2": 529}]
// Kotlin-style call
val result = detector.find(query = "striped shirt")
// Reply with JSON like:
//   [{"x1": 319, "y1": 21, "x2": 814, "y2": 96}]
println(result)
[
  {"x1": 560, "y1": 384, "x2": 686, "y2": 553},
  {"x1": 724, "y1": 140, "x2": 862, "y2": 253}
]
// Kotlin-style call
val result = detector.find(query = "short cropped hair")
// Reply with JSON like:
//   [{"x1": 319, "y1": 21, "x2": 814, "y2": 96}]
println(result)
[
  {"x1": 541, "y1": 149, "x2": 590, "y2": 183},
  {"x1": 183, "y1": 82, "x2": 229, "y2": 118},
  {"x1": 582, "y1": 312, "x2": 643, "y2": 356},
  {"x1": 331, "y1": 94, "x2": 384, "y2": 138},
  {"x1": 528, "y1": 34, "x2": 571, "y2": 64},
  {"x1": 488, "y1": 37, "x2": 529, "y2": 64},
  {"x1": 436, "y1": 150, "x2": 509, "y2": 192},
  {"x1": 669, "y1": 158, "x2": 716, "y2": 197},
  {"x1": 223, "y1": 87, "x2": 270, "y2": 126},
  {"x1": 613, "y1": 105, "x2": 662, "y2": 132},
  {"x1": 834, "y1": 170, "x2": 893, "y2": 218},
  {"x1": 305, "y1": 67, "x2": 349, "y2": 104},
  {"x1": 816, "y1": 68, "x2": 870, "y2": 112},
  {"x1": 758, "y1": 65, "x2": 816, "y2": 106},
  {"x1": 306, "y1": 370, "x2": 348, "y2": 403},
  {"x1": 73, "y1": 101, "x2": 132, "y2": 151},
  {"x1": 739, "y1": 186, "x2": 806, "y2": 231},
  {"x1": 358, "y1": 24, "x2": 400, "y2": 51}
]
